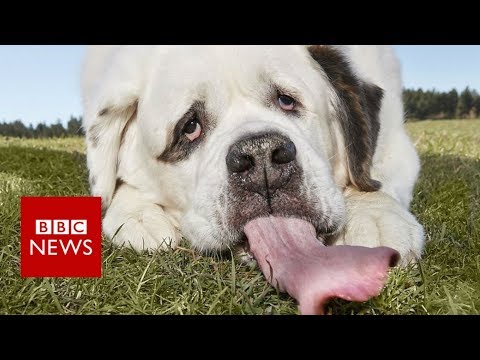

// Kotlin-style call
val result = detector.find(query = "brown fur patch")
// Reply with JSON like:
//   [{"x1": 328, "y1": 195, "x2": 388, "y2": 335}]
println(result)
[
  {"x1": 89, "y1": 175, "x2": 96, "y2": 189},
  {"x1": 308, "y1": 45, "x2": 383, "y2": 192},
  {"x1": 88, "y1": 123, "x2": 102, "y2": 148},
  {"x1": 101, "y1": 201, "x2": 109, "y2": 218},
  {"x1": 119, "y1": 101, "x2": 138, "y2": 147},
  {"x1": 101, "y1": 178, "x2": 125, "y2": 218},
  {"x1": 99, "y1": 108, "x2": 110, "y2": 117},
  {"x1": 113, "y1": 178, "x2": 124, "y2": 197}
]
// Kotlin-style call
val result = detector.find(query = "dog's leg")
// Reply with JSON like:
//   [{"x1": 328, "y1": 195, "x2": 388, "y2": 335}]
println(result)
[
  {"x1": 102, "y1": 183, "x2": 181, "y2": 252},
  {"x1": 334, "y1": 188, "x2": 424, "y2": 265}
]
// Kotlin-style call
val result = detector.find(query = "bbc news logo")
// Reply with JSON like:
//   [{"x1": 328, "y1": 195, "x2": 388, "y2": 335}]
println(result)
[
  {"x1": 21, "y1": 197, "x2": 102, "y2": 278},
  {"x1": 32, "y1": 220, "x2": 92, "y2": 256}
]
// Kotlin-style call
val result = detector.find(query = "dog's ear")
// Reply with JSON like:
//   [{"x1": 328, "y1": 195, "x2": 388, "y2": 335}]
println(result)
[
  {"x1": 308, "y1": 45, "x2": 384, "y2": 192},
  {"x1": 85, "y1": 100, "x2": 138, "y2": 215},
  {"x1": 84, "y1": 94, "x2": 138, "y2": 216}
]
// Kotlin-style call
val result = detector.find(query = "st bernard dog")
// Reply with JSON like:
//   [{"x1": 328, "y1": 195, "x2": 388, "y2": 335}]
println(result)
[{"x1": 81, "y1": 45, "x2": 424, "y2": 266}]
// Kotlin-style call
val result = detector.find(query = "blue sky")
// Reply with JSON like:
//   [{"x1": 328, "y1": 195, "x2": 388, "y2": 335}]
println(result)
[{"x1": 0, "y1": 45, "x2": 479, "y2": 126}]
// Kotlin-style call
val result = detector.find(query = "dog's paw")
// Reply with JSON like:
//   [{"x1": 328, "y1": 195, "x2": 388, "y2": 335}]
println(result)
[
  {"x1": 335, "y1": 191, "x2": 424, "y2": 265},
  {"x1": 103, "y1": 202, "x2": 181, "y2": 252}
]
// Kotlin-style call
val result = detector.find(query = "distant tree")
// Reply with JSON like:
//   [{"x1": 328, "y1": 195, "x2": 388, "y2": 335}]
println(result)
[
  {"x1": 456, "y1": 87, "x2": 474, "y2": 118},
  {"x1": 473, "y1": 93, "x2": 480, "y2": 118},
  {"x1": 12, "y1": 120, "x2": 28, "y2": 137},
  {"x1": 50, "y1": 120, "x2": 66, "y2": 137},
  {"x1": 35, "y1": 123, "x2": 47, "y2": 138},
  {"x1": 403, "y1": 88, "x2": 420, "y2": 119},
  {"x1": 416, "y1": 89, "x2": 430, "y2": 119},
  {"x1": 446, "y1": 89, "x2": 458, "y2": 118},
  {"x1": 27, "y1": 124, "x2": 34, "y2": 138},
  {"x1": 67, "y1": 116, "x2": 84, "y2": 136}
]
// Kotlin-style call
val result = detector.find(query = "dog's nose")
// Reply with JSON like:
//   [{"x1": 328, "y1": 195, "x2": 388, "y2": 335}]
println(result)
[
  {"x1": 226, "y1": 133, "x2": 297, "y2": 173},
  {"x1": 226, "y1": 132, "x2": 297, "y2": 197}
]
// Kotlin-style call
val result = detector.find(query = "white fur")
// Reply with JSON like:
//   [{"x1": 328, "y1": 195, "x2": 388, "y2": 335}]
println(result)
[{"x1": 82, "y1": 45, "x2": 424, "y2": 263}]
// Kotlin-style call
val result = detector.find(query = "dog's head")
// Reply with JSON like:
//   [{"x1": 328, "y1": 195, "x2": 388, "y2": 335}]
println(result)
[{"x1": 88, "y1": 45, "x2": 383, "y2": 252}]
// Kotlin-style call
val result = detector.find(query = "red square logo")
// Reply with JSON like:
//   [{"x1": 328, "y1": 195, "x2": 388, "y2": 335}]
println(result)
[{"x1": 21, "y1": 197, "x2": 102, "y2": 278}]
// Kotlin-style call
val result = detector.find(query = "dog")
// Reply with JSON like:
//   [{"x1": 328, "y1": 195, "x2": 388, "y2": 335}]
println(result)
[{"x1": 81, "y1": 45, "x2": 424, "y2": 265}]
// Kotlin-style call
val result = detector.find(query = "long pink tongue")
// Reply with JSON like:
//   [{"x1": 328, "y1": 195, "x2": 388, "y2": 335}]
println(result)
[{"x1": 244, "y1": 217, "x2": 399, "y2": 315}]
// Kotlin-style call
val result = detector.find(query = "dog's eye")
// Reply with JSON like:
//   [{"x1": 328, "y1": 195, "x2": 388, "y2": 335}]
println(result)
[
  {"x1": 183, "y1": 118, "x2": 202, "y2": 142},
  {"x1": 278, "y1": 95, "x2": 296, "y2": 111}
]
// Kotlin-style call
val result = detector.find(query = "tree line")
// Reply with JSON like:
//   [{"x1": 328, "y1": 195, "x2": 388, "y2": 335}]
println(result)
[
  {"x1": 0, "y1": 116, "x2": 84, "y2": 138},
  {"x1": 403, "y1": 87, "x2": 480, "y2": 120},
  {"x1": 0, "y1": 87, "x2": 479, "y2": 138}
]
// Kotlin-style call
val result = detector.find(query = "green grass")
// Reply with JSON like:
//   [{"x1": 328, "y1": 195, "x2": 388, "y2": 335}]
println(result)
[{"x1": 1, "y1": 119, "x2": 479, "y2": 315}]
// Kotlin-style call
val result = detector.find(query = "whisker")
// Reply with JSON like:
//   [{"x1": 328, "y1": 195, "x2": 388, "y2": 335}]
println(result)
[{"x1": 326, "y1": 141, "x2": 354, "y2": 162}]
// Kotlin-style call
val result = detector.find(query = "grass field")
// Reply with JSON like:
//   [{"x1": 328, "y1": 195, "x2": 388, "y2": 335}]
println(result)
[{"x1": 1, "y1": 119, "x2": 479, "y2": 315}]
